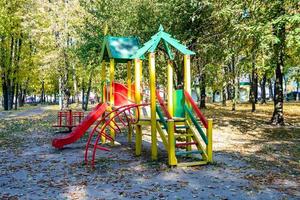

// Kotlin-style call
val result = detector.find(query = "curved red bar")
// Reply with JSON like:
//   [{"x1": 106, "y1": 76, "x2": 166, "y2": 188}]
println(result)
[
  {"x1": 85, "y1": 103, "x2": 149, "y2": 167},
  {"x1": 184, "y1": 90, "x2": 208, "y2": 129}
]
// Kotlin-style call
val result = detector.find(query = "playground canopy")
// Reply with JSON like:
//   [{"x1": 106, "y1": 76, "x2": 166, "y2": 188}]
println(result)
[
  {"x1": 132, "y1": 25, "x2": 195, "y2": 60},
  {"x1": 100, "y1": 36, "x2": 143, "y2": 63}
]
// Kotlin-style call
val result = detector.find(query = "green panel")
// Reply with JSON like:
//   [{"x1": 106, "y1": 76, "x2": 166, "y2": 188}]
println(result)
[
  {"x1": 184, "y1": 104, "x2": 208, "y2": 145},
  {"x1": 173, "y1": 89, "x2": 185, "y2": 118},
  {"x1": 162, "y1": 39, "x2": 174, "y2": 60}
]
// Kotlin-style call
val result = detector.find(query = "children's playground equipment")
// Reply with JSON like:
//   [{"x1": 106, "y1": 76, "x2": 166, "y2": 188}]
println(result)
[
  {"x1": 52, "y1": 110, "x2": 85, "y2": 132},
  {"x1": 52, "y1": 25, "x2": 213, "y2": 167}
]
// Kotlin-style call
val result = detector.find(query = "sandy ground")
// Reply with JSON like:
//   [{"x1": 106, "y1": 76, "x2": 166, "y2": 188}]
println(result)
[
  {"x1": 0, "y1": 105, "x2": 299, "y2": 200},
  {"x1": 0, "y1": 106, "x2": 51, "y2": 119}
]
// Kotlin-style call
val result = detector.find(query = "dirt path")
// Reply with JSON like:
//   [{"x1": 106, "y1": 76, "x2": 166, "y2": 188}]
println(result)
[
  {"x1": 0, "y1": 105, "x2": 52, "y2": 119},
  {"x1": 0, "y1": 118, "x2": 297, "y2": 199}
]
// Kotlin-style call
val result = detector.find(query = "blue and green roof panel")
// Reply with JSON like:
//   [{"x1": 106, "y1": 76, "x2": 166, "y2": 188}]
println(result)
[
  {"x1": 100, "y1": 36, "x2": 144, "y2": 63},
  {"x1": 131, "y1": 25, "x2": 195, "y2": 60}
]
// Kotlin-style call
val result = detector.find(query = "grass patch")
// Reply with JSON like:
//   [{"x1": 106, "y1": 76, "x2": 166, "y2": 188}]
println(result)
[{"x1": 0, "y1": 110, "x2": 56, "y2": 148}]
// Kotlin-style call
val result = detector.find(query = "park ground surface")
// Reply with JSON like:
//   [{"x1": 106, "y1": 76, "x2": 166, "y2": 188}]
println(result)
[{"x1": 0, "y1": 102, "x2": 299, "y2": 200}]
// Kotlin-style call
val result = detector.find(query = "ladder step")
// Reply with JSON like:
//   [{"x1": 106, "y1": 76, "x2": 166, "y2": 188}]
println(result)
[
  {"x1": 175, "y1": 129, "x2": 187, "y2": 133},
  {"x1": 177, "y1": 160, "x2": 208, "y2": 167},
  {"x1": 175, "y1": 150, "x2": 202, "y2": 156},
  {"x1": 162, "y1": 125, "x2": 189, "y2": 130},
  {"x1": 175, "y1": 142, "x2": 198, "y2": 148},
  {"x1": 175, "y1": 133, "x2": 193, "y2": 138}
]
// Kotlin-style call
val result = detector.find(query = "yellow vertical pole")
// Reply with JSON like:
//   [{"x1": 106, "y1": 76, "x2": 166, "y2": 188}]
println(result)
[
  {"x1": 168, "y1": 119, "x2": 177, "y2": 166},
  {"x1": 109, "y1": 59, "x2": 115, "y2": 144},
  {"x1": 167, "y1": 60, "x2": 173, "y2": 117},
  {"x1": 127, "y1": 61, "x2": 132, "y2": 100},
  {"x1": 109, "y1": 59, "x2": 115, "y2": 105},
  {"x1": 207, "y1": 119, "x2": 213, "y2": 163},
  {"x1": 134, "y1": 59, "x2": 142, "y2": 156},
  {"x1": 184, "y1": 55, "x2": 191, "y2": 94},
  {"x1": 101, "y1": 61, "x2": 106, "y2": 102},
  {"x1": 140, "y1": 60, "x2": 143, "y2": 103},
  {"x1": 101, "y1": 61, "x2": 106, "y2": 144},
  {"x1": 149, "y1": 52, "x2": 157, "y2": 160},
  {"x1": 128, "y1": 124, "x2": 133, "y2": 143},
  {"x1": 184, "y1": 55, "x2": 192, "y2": 151}
]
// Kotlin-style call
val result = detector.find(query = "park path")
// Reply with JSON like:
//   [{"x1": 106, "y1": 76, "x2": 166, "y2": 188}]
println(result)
[{"x1": 0, "y1": 105, "x2": 53, "y2": 119}]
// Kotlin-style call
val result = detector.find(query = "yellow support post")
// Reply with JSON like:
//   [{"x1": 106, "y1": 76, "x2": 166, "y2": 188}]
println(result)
[
  {"x1": 186, "y1": 128, "x2": 192, "y2": 151},
  {"x1": 149, "y1": 53, "x2": 157, "y2": 160},
  {"x1": 167, "y1": 60, "x2": 173, "y2": 117},
  {"x1": 140, "y1": 60, "x2": 143, "y2": 103},
  {"x1": 109, "y1": 59, "x2": 115, "y2": 105},
  {"x1": 184, "y1": 55, "x2": 192, "y2": 150},
  {"x1": 101, "y1": 61, "x2": 106, "y2": 102},
  {"x1": 127, "y1": 61, "x2": 132, "y2": 100},
  {"x1": 168, "y1": 119, "x2": 177, "y2": 166},
  {"x1": 207, "y1": 119, "x2": 213, "y2": 163},
  {"x1": 184, "y1": 55, "x2": 191, "y2": 94},
  {"x1": 109, "y1": 59, "x2": 115, "y2": 144},
  {"x1": 134, "y1": 59, "x2": 142, "y2": 156},
  {"x1": 101, "y1": 61, "x2": 106, "y2": 144},
  {"x1": 128, "y1": 124, "x2": 132, "y2": 143}
]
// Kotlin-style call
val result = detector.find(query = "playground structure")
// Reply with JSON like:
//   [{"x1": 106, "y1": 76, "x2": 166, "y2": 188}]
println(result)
[{"x1": 52, "y1": 25, "x2": 213, "y2": 167}]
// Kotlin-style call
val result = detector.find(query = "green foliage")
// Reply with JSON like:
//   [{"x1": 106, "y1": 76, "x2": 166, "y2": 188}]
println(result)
[{"x1": 0, "y1": 0, "x2": 299, "y2": 111}]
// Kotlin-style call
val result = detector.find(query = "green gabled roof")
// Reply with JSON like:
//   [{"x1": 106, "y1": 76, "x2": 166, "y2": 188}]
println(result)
[
  {"x1": 100, "y1": 36, "x2": 144, "y2": 63},
  {"x1": 131, "y1": 25, "x2": 195, "y2": 60}
]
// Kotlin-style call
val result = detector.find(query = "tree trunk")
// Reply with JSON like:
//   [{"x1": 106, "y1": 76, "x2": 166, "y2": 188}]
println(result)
[
  {"x1": 297, "y1": 78, "x2": 299, "y2": 101},
  {"x1": 18, "y1": 86, "x2": 23, "y2": 107},
  {"x1": 9, "y1": 84, "x2": 15, "y2": 110},
  {"x1": 81, "y1": 81, "x2": 85, "y2": 110},
  {"x1": 72, "y1": 63, "x2": 80, "y2": 104},
  {"x1": 231, "y1": 55, "x2": 238, "y2": 111},
  {"x1": 200, "y1": 73, "x2": 206, "y2": 109},
  {"x1": 269, "y1": 79, "x2": 273, "y2": 100},
  {"x1": 254, "y1": 74, "x2": 258, "y2": 103},
  {"x1": 222, "y1": 85, "x2": 226, "y2": 106},
  {"x1": 83, "y1": 70, "x2": 94, "y2": 111},
  {"x1": 250, "y1": 52, "x2": 256, "y2": 112},
  {"x1": 261, "y1": 73, "x2": 267, "y2": 104},
  {"x1": 271, "y1": 0, "x2": 285, "y2": 125},
  {"x1": 14, "y1": 83, "x2": 19, "y2": 110},
  {"x1": 2, "y1": 79, "x2": 9, "y2": 110},
  {"x1": 59, "y1": 77, "x2": 63, "y2": 109},
  {"x1": 272, "y1": 64, "x2": 284, "y2": 125},
  {"x1": 227, "y1": 84, "x2": 232, "y2": 100},
  {"x1": 41, "y1": 80, "x2": 45, "y2": 104}
]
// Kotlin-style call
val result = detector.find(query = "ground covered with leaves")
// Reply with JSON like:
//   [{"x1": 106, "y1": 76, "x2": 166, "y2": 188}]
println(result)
[{"x1": 0, "y1": 103, "x2": 299, "y2": 199}]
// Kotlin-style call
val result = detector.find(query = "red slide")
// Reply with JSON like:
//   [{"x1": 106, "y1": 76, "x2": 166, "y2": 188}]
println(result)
[
  {"x1": 52, "y1": 103, "x2": 108, "y2": 149},
  {"x1": 105, "y1": 82, "x2": 136, "y2": 106}
]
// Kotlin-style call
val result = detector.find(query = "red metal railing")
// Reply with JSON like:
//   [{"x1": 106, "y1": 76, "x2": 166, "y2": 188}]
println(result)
[{"x1": 53, "y1": 110, "x2": 84, "y2": 130}]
